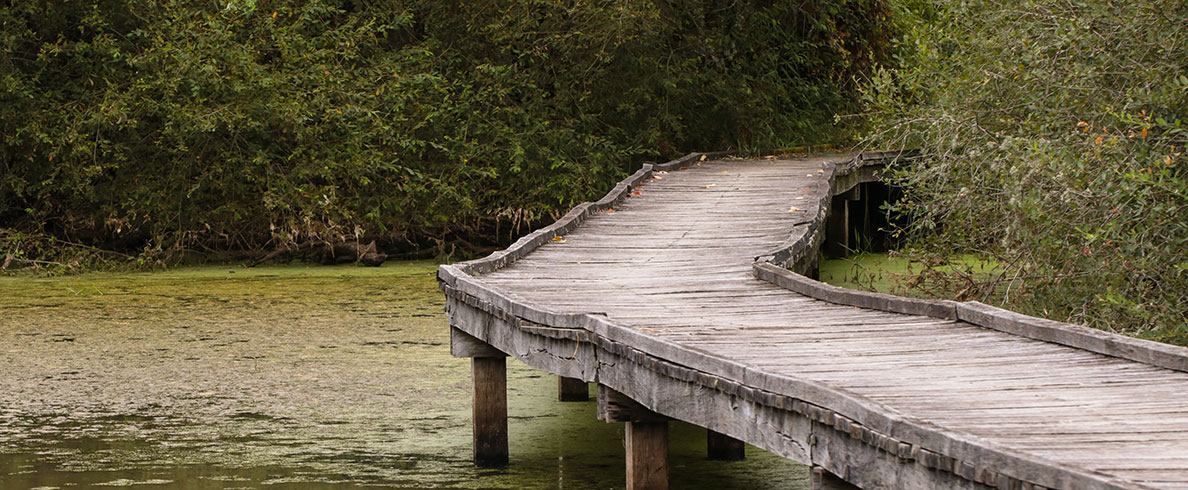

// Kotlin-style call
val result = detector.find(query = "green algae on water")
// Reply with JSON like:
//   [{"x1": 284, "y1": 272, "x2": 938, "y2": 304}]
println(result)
[
  {"x1": 0, "y1": 262, "x2": 808, "y2": 489},
  {"x1": 821, "y1": 252, "x2": 1004, "y2": 298}
]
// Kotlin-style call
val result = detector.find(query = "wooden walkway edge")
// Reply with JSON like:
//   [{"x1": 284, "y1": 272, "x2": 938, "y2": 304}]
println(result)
[{"x1": 438, "y1": 152, "x2": 1188, "y2": 490}]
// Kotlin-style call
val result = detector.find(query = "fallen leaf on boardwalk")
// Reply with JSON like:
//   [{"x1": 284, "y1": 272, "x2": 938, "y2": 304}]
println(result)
[
  {"x1": 631, "y1": 191, "x2": 642, "y2": 196},
  {"x1": 656, "y1": 171, "x2": 669, "y2": 175},
  {"x1": 606, "y1": 208, "x2": 616, "y2": 213},
  {"x1": 679, "y1": 166, "x2": 688, "y2": 170},
  {"x1": 806, "y1": 174, "x2": 814, "y2": 177},
  {"x1": 795, "y1": 196, "x2": 805, "y2": 200},
  {"x1": 552, "y1": 236, "x2": 566, "y2": 242},
  {"x1": 700, "y1": 155, "x2": 707, "y2": 161},
  {"x1": 653, "y1": 175, "x2": 663, "y2": 180},
  {"x1": 701, "y1": 184, "x2": 717, "y2": 189},
  {"x1": 787, "y1": 207, "x2": 801, "y2": 212},
  {"x1": 720, "y1": 171, "x2": 729, "y2": 174},
  {"x1": 818, "y1": 169, "x2": 825, "y2": 173}
]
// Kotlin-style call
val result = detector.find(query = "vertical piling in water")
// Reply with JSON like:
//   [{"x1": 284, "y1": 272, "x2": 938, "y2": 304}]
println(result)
[
  {"x1": 450, "y1": 327, "x2": 509, "y2": 467},
  {"x1": 597, "y1": 385, "x2": 669, "y2": 490},
  {"x1": 825, "y1": 195, "x2": 851, "y2": 258},
  {"x1": 627, "y1": 420, "x2": 669, "y2": 490},
  {"x1": 706, "y1": 429, "x2": 745, "y2": 461},
  {"x1": 851, "y1": 183, "x2": 871, "y2": 246},
  {"x1": 472, "y1": 356, "x2": 508, "y2": 467},
  {"x1": 558, "y1": 376, "x2": 589, "y2": 402}
]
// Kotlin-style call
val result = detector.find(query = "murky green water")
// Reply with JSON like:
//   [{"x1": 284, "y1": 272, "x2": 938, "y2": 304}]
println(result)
[
  {"x1": 821, "y1": 252, "x2": 1008, "y2": 301},
  {"x1": 0, "y1": 263, "x2": 808, "y2": 489},
  {"x1": 820, "y1": 253, "x2": 915, "y2": 294}
]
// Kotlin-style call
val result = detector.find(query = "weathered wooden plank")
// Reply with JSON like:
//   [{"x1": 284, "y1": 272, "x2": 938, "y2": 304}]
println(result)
[
  {"x1": 450, "y1": 327, "x2": 506, "y2": 358},
  {"x1": 957, "y1": 301, "x2": 1188, "y2": 373},
  {"x1": 447, "y1": 297, "x2": 598, "y2": 382},
  {"x1": 598, "y1": 385, "x2": 669, "y2": 423},
  {"x1": 754, "y1": 262, "x2": 958, "y2": 319}
]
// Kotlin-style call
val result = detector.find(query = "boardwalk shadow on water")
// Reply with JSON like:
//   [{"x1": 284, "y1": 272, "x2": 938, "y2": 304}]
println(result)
[{"x1": 0, "y1": 263, "x2": 808, "y2": 489}]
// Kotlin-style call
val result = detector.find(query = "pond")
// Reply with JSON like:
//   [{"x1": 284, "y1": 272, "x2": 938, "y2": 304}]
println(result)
[
  {"x1": 819, "y1": 252, "x2": 914, "y2": 294},
  {"x1": 0, "y1": 263, "x2": 809, "y2": 489}
]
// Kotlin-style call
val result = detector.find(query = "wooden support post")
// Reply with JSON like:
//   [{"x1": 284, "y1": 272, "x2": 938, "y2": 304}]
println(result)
[
  {"x1": 811, "y1": 466, "x2": 862, "y2": 490},
  {"x1": 865, "y1": 184, "x2": 879, "y2": 250},
  {"x1": 472, "y1": 356, "x2": 508, "y2": 467},
  {"x1": 451, "y1": 327, "x2": 510, "y2": 468},
  {"x1": 861, "y1": 183, "x2": 873, "y2": 245},
  {"x1": 825, "y1": 195, "x2": 850, "y2": 258},
  {"x1": 597, "y1": 385, "x2": 669, "y2": 490},
  {"x1": 706, "y1": 429, "x2": 745, "y2": 461},
  {"x1": 848, "y1": 188, "x2": 867, "y2": 252},
  {"x1": 558, "y1": 376, "x2": 589, "y2": 402},
  {"x1": 627, "y1": 420, "x2": 669, "y2": 490},
  {"x1": 864, "y1": 181, "x2": 892, "y2": 252}
]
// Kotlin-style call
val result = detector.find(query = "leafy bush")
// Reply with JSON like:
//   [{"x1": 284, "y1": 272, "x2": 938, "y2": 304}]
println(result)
[
  {"x1": 1, "y1": 0, "x2": 894, "y2": 269},
  {"x1": 864, "y1": 0, "x2": 1188, "y2": 341}
]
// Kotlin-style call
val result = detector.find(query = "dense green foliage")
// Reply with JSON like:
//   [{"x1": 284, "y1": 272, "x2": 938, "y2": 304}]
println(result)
[
  {"x1": 865, "y1": 0, "x2": 1188, "y2": 340},
  {"x1": 1, "y1": 0, "x2": 893, "y2": 267}
]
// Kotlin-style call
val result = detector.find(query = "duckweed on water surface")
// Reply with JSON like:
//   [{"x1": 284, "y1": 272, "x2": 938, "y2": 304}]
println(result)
[{"x1": 0, "y1": 262, "x2": 808, "y2": 489}]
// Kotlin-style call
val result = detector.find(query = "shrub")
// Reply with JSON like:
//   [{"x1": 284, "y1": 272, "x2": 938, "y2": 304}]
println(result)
[
  {"x1": 864, "y1": 0, "x2": 1188, "y2": 341},
  {"x1": 1, "y1": 0, "x2": 893, "y2": 269}
]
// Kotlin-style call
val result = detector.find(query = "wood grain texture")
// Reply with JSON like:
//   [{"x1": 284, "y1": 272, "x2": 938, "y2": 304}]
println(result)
[
  {"x1": 627, "y1": 421, "x2": 669, "y2": 490},
  {"x1": 440, "y1": 152, "x2": 1188, "y2": 489},
  {"x1": 472, "y1": 356, "x2": 508, "y2": 467}
]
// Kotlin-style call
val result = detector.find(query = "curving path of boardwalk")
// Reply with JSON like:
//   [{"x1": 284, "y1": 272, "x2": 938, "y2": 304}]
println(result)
[{"x1": 439, "y1": 153, "x2": 1188, "y2": 490}]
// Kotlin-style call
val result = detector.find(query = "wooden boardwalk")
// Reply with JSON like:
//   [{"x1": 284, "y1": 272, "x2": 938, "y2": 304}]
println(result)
[{"x1": 438, "y1": 153, "x2": 1188, "y2": 490}]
